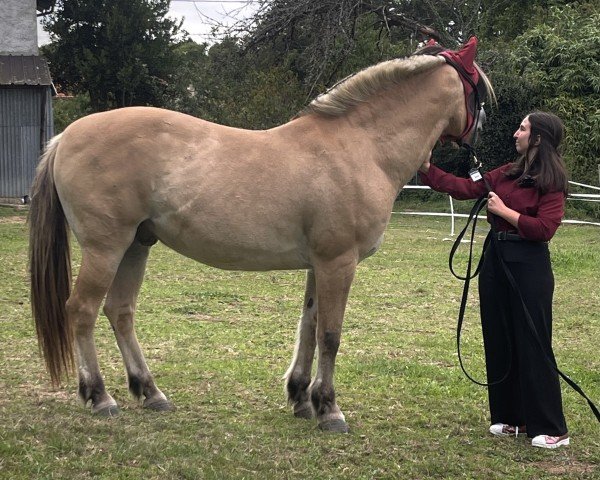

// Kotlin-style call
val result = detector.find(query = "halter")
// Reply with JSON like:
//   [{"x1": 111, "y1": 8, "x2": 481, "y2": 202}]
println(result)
[{"x1": 438, "y1": 53, "x2": 484, "y2": 154}]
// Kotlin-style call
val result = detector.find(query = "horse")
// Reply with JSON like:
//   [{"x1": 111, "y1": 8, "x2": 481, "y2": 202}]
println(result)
[{"x1": 29, "y1": 38, "x2": 493, "y2": 432}]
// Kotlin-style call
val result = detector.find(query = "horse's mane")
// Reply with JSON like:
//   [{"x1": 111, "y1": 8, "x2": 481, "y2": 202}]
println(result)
[
  {"x1": 298, "y1": 55, "x2": 446, "y2": 118},
  {"x1": 298, "y1": 51, "x2": 496, "y2": 118}
]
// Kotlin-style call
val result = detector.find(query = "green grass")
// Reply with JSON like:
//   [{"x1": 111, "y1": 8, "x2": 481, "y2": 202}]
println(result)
[{"x1": 0, "y1": 206, "x2": 598, "y2": 479}]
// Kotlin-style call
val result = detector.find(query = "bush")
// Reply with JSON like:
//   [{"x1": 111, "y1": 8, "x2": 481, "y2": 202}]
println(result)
[
  {"x1": 53, "y1": 94, "x2": 92, "y2": 133},
  {"x1": 507, "y1": 3, "x2": 600, "y2": 186}
]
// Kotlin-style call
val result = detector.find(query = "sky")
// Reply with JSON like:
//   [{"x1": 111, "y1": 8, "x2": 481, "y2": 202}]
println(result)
[{"x1": 37, "y1": 0, "x2": 259, "y2": 46}]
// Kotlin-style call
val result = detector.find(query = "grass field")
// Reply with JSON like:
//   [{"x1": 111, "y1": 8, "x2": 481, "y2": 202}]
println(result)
[{"x1": 0, "y1": 205, "x2": 598, "y2": 479}]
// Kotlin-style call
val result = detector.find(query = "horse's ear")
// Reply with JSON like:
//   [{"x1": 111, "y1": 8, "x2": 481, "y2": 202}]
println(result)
[{"x1": 457, "y1": 36, "x2": 478, "y2": 69}]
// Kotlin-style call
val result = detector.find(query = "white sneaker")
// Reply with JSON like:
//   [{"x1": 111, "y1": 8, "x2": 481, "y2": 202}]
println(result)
[
  {"x1": 531, "y1": 434, "x2": 570, "y2": 449},
  {"x1": 489, "y1": 423, "x2": 527, "y2": 437}
]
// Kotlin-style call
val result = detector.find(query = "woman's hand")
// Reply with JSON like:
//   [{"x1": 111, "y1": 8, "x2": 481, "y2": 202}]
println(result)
[
  {"x1": 487, "y1": 191, "x2": 521, "y2": 228},
  {"x1": 486, "y1": 191, "x2": 506, "y2": 215},
  {"x1": 419, "y1": 151, "x2": 432, "y2": 173}
]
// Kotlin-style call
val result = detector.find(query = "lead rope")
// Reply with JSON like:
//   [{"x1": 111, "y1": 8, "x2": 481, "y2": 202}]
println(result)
[
  {"x1": 450, "y1": 194, "x2": 512, "y2": 387},
  {"x1": 449, "y1": 157, "x2": 600, "y2": 422}
]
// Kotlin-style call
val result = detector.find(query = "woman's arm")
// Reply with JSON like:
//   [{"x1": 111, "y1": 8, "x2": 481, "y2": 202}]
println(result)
[
  {"x1": 516, "y1": 191, "x2": 565, "y2": 241},
  {"x1": 418, "y1": 162, "x2": 489, "y2": 200}
]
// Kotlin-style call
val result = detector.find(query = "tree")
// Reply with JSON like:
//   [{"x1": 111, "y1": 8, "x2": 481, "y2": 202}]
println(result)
[
  {"x1": 165, "y1": 39, "x2": 305, "y2": 129},
  {"x1": 507, "y1": 2, "x2": 600, "y2": 185},
  {"x1": 163, "y1": 41, "x2": 213, "y2": 118},
  {"x1": 226, "y1": 1, "x2": 539, "y2": 90},
  {"x1": 224, "y1": 1, "x2": 585, "y2": 96},
  {"x1": 228, "y1": 1, "x2": 446, "y2": 89},
  {"x1": 42, "y1": 0, "x2": 182, "y2": 111}
]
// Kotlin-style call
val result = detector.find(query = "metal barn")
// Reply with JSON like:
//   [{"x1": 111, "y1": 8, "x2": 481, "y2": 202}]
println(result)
[{"x1": 0, "y1": 55, "x2": 54, "y2": 202}]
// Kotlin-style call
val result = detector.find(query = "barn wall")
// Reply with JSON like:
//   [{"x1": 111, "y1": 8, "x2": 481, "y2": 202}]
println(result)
[{"x1": 0, "y1": 86, "x2": 54, "y2": 199}]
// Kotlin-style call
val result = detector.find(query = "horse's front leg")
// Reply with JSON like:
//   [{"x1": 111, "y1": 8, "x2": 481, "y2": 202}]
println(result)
[
  {"x1": 310, "y1": 253, "x2": 357, "y2": 433},
  {"x1": 284, "y1": 270, "x2": 317, "y2": 419}
]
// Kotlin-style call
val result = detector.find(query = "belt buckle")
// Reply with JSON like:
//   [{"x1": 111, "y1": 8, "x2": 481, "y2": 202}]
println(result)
[{"x1": 497, "y1": 231, "x2": 507, "y2": 241}]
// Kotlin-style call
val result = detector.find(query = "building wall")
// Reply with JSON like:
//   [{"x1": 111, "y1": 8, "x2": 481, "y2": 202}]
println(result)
[
  {"x1": 0, "y1": 87, "x2": 54, "y2": 199},
  {"x1": 0, "y1": 0, "x2": 39, "y2": 56}
]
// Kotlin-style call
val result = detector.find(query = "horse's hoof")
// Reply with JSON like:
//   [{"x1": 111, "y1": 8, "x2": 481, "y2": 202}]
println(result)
[
  {"x1": 293, "y1": 404, "x2": 314, "y2": 420},
  {"x1": 93, "y1": 404, "x2": 120, "y2": 417},
  {"x1": 143, "y1": 398, "x2": 175, "y2": 412},
  {"x1": 318, "y1": 418, "x2": 350, "y2": 433}
]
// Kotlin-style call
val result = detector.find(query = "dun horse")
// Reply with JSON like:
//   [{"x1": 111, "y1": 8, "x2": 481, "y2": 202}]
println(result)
[{"x1": 29, "y1": 38, "x2": 493, "y2": 432}]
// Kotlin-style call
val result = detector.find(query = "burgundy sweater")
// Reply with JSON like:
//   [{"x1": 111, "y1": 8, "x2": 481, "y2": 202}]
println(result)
[{"x1": 418, "y1": 163, "x2": 565, "y2": 242}]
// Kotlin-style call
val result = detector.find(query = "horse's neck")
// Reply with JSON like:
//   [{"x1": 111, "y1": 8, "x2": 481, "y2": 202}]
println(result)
[{"x1": 338, "y1": 67, "x2": 464, "y2": 188}]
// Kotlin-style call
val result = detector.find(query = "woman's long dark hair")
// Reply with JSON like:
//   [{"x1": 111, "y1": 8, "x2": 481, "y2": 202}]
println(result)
[{"x1": 506, "y1": 111, "x2": 569, "y2": 194}]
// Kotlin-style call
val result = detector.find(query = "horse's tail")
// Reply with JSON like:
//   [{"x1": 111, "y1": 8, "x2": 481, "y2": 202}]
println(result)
[{"x1": 28, "y1": 133, "x2": 74, "y2": 386}]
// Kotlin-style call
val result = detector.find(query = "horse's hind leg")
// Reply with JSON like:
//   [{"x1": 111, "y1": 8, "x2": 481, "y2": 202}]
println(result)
[
  {"x1": 284, "y1": 270, "x2": 317, "y2": 419},
  {"x1": 103, "y1": 240, "x2": 173, "y2": 411},
  {"x1": 69, "y1": 246, "x2": 129, "y2": 416}
]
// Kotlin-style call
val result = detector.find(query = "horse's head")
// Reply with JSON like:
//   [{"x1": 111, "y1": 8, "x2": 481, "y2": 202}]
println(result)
[{"x1": 415, "y1": 37, "x2": 495, "y2": 147}]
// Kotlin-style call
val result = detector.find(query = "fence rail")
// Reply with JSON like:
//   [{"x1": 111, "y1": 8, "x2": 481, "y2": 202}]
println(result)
[{"x1": 398, "y1": 180, "x2": 600, "y2": 234}]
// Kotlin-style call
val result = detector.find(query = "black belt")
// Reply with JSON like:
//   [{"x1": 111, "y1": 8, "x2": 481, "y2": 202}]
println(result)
[{"x1": 496, "y1": 231, "x2": 523, "y2": 241}]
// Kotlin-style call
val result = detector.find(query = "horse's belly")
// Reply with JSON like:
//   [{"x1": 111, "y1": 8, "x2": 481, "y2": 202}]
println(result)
[
  {"x1": 152, "y1": 221, "x2": 311, "y2": 271},
  {"x1": 168, "y1": 243, "x2": 310, "y2": 271},
  {"x1": 182, "y1": 245, "x2": 310, "y2": 271}
]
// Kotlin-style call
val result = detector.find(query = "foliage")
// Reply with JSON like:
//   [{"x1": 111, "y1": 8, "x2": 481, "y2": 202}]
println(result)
[
  {"x1": 1, "y1": 210, "x2": 599, "y2": 478},
  {"x1": 162, "y1": 41, "x2": 213, "y2": 119},
  {"x1": 42, "y1": 0, "x2": 181, "y2": 111},
  {"x1": 429, "y1": 2, "x2": 600, "y2": 185},
  {"x1": 477, "y1": 0, "x2": 582, "y2": 43},
  {"x1": 164, "y1": 39, "x2": 306, "y2": 129},
  {"x1": 52, "y1": 94, "x2": 92, "y2": 133},
  {"x1": 230, "y1": 1, "x2": 582, "y2": 91},
  {"x1": 507, "y1": 2, "x2": 600, "y2": 185}
]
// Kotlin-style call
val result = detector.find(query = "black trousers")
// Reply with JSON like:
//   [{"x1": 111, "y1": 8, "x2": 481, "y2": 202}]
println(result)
[{"x1": 478, "y1": 238, "x2": 567, "y2": 437}]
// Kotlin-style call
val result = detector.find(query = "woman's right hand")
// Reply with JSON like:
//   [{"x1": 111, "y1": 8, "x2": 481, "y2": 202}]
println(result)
[{"x1": 419, "y1": 151, "x2": 432, "y2": 173}]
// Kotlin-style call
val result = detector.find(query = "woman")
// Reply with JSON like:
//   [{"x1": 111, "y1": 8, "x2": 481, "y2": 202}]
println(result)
[{"x1": 419, "y1": 111, "x2": 570, "y2": 448}]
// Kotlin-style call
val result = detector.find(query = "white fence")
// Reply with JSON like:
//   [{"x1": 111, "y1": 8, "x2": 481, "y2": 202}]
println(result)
[{"x1": 397, "y1": 181, "x2": 600, "y2": 235}]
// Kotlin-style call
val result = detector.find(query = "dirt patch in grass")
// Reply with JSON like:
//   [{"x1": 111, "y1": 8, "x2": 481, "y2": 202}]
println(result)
[
  {"x1": 0, "y1": 216, "x2": 26, "y2": 224},
  {"x1": 536, "y1": 460, "x2": 598, "y2": 475}
]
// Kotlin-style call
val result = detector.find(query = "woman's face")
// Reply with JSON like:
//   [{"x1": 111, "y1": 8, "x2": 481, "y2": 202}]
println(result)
[{"x1": 513, "y1": 116, "x2": 532, "y2": 155}]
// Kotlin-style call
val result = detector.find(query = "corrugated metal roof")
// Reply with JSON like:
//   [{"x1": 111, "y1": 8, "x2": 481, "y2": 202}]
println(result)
[{"x1": 0, "y1": 55, "x2": 53, "y2": 87}]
